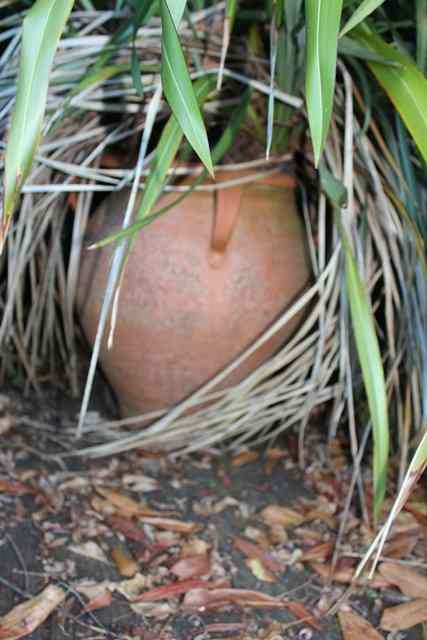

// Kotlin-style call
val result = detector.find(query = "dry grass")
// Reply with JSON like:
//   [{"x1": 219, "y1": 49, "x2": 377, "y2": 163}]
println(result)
[{"x1": 0, "y1": 7, "x2": 424, "y2": 469}]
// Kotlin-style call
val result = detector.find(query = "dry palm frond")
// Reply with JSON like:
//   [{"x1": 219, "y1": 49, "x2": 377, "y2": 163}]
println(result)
[{"x1": 0, "y1": 7, "x2": 425, "y2": 473}]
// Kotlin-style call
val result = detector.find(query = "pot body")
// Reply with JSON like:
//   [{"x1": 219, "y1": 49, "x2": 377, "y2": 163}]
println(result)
[{"x1": 77, "y1": 170, "x2": 311, "y2": 416}]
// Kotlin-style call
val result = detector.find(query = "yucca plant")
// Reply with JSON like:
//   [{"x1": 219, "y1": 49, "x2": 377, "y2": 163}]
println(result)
[{"x1": 0, "y1": 0, "x2": 426, "y2": 550}]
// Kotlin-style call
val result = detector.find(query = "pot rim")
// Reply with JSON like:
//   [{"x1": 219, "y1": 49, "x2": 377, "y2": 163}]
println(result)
[
  {"x1": 170, "y1": 153, "x2": 291, "y2": 174},
  {"x1": 168, "y1": 162, "x2": 296, "y2": 193}
]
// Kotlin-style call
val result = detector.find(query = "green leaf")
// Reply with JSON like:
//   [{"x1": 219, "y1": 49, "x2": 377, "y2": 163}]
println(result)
[
  {"x1": 338, "y1": 35, "x2": 400, "y2": 65},
  {"x1": 69, "y1": 1, "x2": 157, "y2": 100},
  {"x1": 160, "y1": 0, "x2": 213, "y2": 175},
  {"x1": 271, "y1": 0, "x2": 304, "y2": 152},
  {"x1": 3, "y1": 0, "x2": 74, "y2": 222},
  {"x1": 338, "y1": 220, "x2": 389, "y2": 523},
  {"x1": 354, "y1": 28, "x2": 427, "y2": 163},
  {"x1": 166, "y1": 0, "x2": 187, "y2": 29},
  {"x1": 90, "y1": 87, "x2": 251, "y2": 249},
  {"x1": 340, "y1": 0, "x2": 386, "y2": 38},
  {"x1": 305, "y1": 0, "x2": 343, "y2": 166},
  {"x1": 226, "y1": 0, "x2": 238, "y2": 23},
  {"x1": 135, "y1": 76, "x2": 215, "y2": 225},
  {"x1": 131, "y1": 45, "x2": 144, "y2": 96},
  {"x1": 416, "y1": 0, "x2": 427, "y2": 74},
  {"x1": 217, "y1": 0, "x2": 238, "y2": 89},
  {"x1": 319, "y1": 161, "x2": 348, "y2": 208}
]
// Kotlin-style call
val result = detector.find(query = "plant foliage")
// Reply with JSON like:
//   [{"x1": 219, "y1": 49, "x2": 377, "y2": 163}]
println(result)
[{"x1": 1, "y1": 0, "x2": 426, "y2": 534}]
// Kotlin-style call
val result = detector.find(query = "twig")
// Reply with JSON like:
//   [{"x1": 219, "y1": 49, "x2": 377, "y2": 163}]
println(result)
[
  {"x1": 6, "y1": 533, "x2": 29, "y2": 594},
  {"x1": 338, "y1": 552, "x2": 427, "y2": 569},
  {"x1": 0, "y1": 573, "x2": 29, "y2": 599}
]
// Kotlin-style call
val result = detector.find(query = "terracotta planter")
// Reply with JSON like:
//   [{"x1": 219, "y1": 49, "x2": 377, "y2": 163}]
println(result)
[{"x1": 77, "y1": 168, "x2": 311, "y2": 417}]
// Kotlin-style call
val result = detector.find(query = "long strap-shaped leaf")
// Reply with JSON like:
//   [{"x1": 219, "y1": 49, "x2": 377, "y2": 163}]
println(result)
[
  {"x1": 339, "y1": 222, "x2": 389, "y2": 523},
  {"x1": 305, "y1": 0, "x2": 343, "y2": 166},
  {"x1": 340, "y1": 0, "x2": 386, "y2": 38},
  {"x1": 89, "y1": 87, "x2": 251, "y2": 248},
  {"x1": 160, "y1": 0, "x2": 214, "y2": 175},
  {"x1": 2, "y1": 0, "x2": 74, "y2": 235},
  {"x1": 217, "y1": 0, "x2": 238, "y2": 90},
  {"x1": 417, "y1": 0, "x2": 427, "y2": 74},
  {"x1": 353, "y1": 28, "x2": 427, "y2": 163}
]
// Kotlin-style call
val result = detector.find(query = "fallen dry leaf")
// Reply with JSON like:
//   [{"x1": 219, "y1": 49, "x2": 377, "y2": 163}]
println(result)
[
  {"x1": 115, "y1": 573, "x2": 151, "y2": 600},
  {"x1": 243, "y1": 526, "x2": 271, "y2": 547},
  {"x1": 284, "y1": 601, "x2": 322, "y2": 631},
  {"x1": 0, "y1": 415, "x2": 14, "y2": 436},
  {"x1": 182, "y1": 587, "x2": 288, "y2": 612},
  {"x1": 134, "y1": 578, "x2": 229, "y2": 603},
  {"x1": 0, "y1": 479, "x2": 34, "y2": 496},
  {"x1": 210, "y1": 496, "x2": 241, "y2": 513},
  {"x1": 122, "y1": 473, "x2": 159, "y2": 492},
  {"x1": 111, "y1": 546, "x2": 139, "y2": 577},
  {"x1": 180, "y1": 538, "x2": 210, "y2": 557},
  {"x1": 69, "y1": 541, "x2": 109, "y2": 564},
  {"x1": 205, "y1": 622, "x2": 246, "y2": 634},
  {"x1": 84, "y1": 590, "x2": 113, "y2": 612},
  {"x1": 360, "y1": 523, "x2": 376, "y2": 547},
  {"x1": 170, "y1": 554, "x2": 211, "y2": 580},
  {"x1": 245, "y1": 558, "x2": 276, "y2": 583},
  {"x1": 303, "y1": 508, "x2": 337, "y2": 528},
  {"x1": 193, "y1": 496, "x2": 240, "y2": 516},
  {"x1": 90, "y1": 496, "x2": 116, "y2": 516},
  {"x1": 338, "y1": 609, "x2": 383, "y2": 639},
  {"x1": 264, "y1": 448, "x2": 287, "y2": 473},
  {"x1": 300, "y1": 542, "x2": 333, "y2": 563},
  {"x1": 105, "y1": 515, "x2": 146, "y2": 542},
  {"x1": 265, "y1": 447, "x2": 287, "y2": 460},
  {"x1": 130, "y1": 601, "x2": 176, "y2": 619},
  {"x1": 74, "y1": 580, "x2": 115, "y2": 601},
  {"x1": 76, "y1": 573, "x2": 151, "y2": 603},
  {"x1": 392, "y1": 509, "x2": 422, "y2": 536},
  {"x1": 96, "y1": 487, "x2": 177, "y2": 518},
  {"x1": 379, "y1": 563, "x2": 427, "y2": 599},
  {"x1": 231, "y1": 449, "x2": 259, "y2": 467},
  {"x1": 233, "y1": 537, "x2": 281, "y2": 572},
  {"x1": 383, "y1": 532, "x2": 419, "y2": 558},
  {"x1": 381, "y1": 599, "x2": 427, "y2": 631},
  {"x1": 407, "y1": 501, "x2": 427, "y2": 516},
  {"x1": 268, "y1": 524, "x2": 289, "y2": 545},
  {"x1": 0, "y1": 584, "x2": 65, "y2": 640},
  {"x1": 404, "y1": 506, "x2": 427, "y2": 539},
  {"x1": 155, "y1": 530, "x2": 182, "y2": 547},
  {"x1": 310, "y1": 563, "x2": 391, "y2": 589},
  {"x1": 58, "y1": 477, "x2": 90, "y2": 492},
  {"x1": 95, "y1": 487, "x2": 143, "y2": 516},
  {"x1": 260, "y1": 505, "x2": 304, "y2": 527},
  {"x1": 138, "y1": 516, "x2": 200, "y2": 533}
]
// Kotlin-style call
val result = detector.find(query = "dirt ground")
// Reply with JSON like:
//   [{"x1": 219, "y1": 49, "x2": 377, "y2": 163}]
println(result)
[{"x1": 0, "y1": 387, "x2": 425, "y2": 639}]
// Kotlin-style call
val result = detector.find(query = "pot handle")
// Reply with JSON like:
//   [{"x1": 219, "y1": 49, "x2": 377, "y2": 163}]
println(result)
[{"x1": 210, "y1": 185, "x2": 243, "y2": 254}]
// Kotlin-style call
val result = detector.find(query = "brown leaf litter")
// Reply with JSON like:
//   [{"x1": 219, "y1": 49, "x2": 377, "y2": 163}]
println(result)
[
  {"x1": 1, "y1": 409, "x2": 427, "y2": 639},
  {"x1": 0, "y1": 585, "x2": 65, "y2": 640}
]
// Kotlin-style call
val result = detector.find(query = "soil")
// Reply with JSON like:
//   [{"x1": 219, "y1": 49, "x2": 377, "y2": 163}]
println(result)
[{"x1": 0, "y1": 386, "x2": 425, "y2": 640}]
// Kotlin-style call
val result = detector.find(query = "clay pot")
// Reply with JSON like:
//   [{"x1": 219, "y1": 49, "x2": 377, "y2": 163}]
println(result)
[{"x1": 77, "y1": 168, "x2": 311, "y2": 417}]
